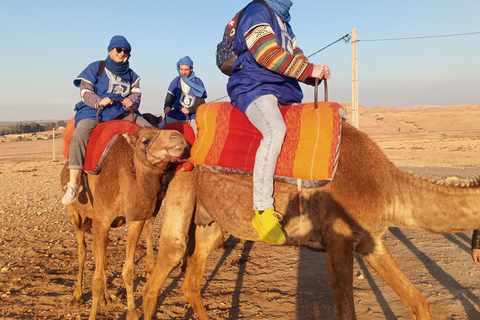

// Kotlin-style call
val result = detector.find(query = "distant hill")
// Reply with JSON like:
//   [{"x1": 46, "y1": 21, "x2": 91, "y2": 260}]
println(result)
[{"x1": 0, "y1": 119, "x2": 69, "y2": 126}]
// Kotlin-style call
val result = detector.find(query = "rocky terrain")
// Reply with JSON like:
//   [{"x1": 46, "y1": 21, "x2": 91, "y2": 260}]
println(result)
[{"x1": 1, "y1": 104, "x2": 480, "y2": 319}]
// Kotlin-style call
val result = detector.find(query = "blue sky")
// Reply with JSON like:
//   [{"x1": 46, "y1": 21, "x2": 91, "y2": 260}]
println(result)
[{"x1": 1, "y1": 0, "x2": 479, "y2": 122}]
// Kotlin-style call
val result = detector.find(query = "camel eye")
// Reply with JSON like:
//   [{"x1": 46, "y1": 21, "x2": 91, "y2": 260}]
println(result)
[
  {"x1": 170, "y1": 131, "x2": 182, "y2": 139},
  {"x1": 140, "y1": 137, "x2": 151, "y2": 146}
]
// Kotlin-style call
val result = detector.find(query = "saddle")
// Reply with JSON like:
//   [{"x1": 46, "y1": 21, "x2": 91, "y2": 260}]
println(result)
[
  {"x1": 62, "y1": 119, "x2": 141, "y2": 174},
  {"x1": 62, "y1": 119, "x2": 195, "y2": 175},
  {"x1": 190, "y1": 101, "x2": 347, "y2": 188}
]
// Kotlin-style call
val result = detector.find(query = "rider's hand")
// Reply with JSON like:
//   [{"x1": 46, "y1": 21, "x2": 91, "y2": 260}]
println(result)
[
  {"x1": 180, "y1": 107, "x2": 190, "y2": 115},
  {"x1": 311, "y1": 64, "x2": 330, "y2": 79},
  {"x1": 98, "y1": 97, "x2": 113, "y2": 108},
  {"x1": 122, "y1": 98, "x2": 133, "y2": 111},
  {"x1": 164, "y1": 106, "x2": 173, "y2": 114}
]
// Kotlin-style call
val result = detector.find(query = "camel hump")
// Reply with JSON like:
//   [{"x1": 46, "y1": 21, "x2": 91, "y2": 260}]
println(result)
[{"x1": 191, "y1": 102, "x2": 347, "y2": 187}]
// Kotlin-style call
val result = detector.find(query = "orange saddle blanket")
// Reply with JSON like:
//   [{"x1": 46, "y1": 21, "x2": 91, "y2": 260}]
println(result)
[
  {"x1": 190, "y1": 101, "x2": 346, "y2": 187},
  {"x1": 62, "y1": 119, "x2": 141, "y2": 174}
]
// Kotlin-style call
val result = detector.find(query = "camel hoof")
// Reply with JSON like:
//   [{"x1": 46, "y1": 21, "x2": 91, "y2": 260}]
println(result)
[
  {"x1": 126, "y1": 309, "x2": 140, "y2": 320},
  {"x1": 69, "y1": 297, "x2": 84, "y2": 307},
  {"x1": 100, "y1": 294, "x2": 112, "y2": 306}
]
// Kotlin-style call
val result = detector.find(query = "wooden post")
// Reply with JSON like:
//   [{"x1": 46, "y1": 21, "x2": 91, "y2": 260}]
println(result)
[
  {"x1": 351, "y1": 28, "x2": 359, "y2": 128},
  {"x1": 52, "y1": 128, "x2": 56, "y2": 161}
]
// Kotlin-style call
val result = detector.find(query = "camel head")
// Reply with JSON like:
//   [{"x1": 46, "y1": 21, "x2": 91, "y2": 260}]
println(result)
[
  {"x1": 123, "y1": 127, "x2": 187, "y2": 166},
  {"x1": 142, "y1": 113, "x2": 164, "y2": 126}
]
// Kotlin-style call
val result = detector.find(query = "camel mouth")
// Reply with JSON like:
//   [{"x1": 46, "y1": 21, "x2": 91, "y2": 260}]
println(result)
[{"x1": 168, "y1": 145, "x2": 185, "y2": 159}]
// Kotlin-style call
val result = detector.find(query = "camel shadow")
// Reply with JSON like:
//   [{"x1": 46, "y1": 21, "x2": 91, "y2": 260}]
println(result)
[
  {"x1": 389, "y1": 227, "x2": 480, "y2": 318},
  {"x1": 353, "y1": 254, "x2": 399, "y2": 319},
  {"x1": 180, "y1": 229, "x2": 480, "y2": 320},
  {"x1": 443, "y1": 231, "x2": 473, "y2": 254},
  {"x1": 135, "y1": 235, "x2": 243, "y2": 319},
  {"x1": 295, "y1": 249, "x2": 402, "y2": 319},
  {"x1": 296, "y1": 248, "x2": 335, "y2": 319}
]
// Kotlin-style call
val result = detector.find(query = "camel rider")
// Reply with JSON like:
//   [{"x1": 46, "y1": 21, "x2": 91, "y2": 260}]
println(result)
[
  {"x1": 227, "y1": 0, "x2": 330, "y2": 245},
  {"x1": 62, "y1": 35, "x2": 151, "y2": 205},
  {"x1": 157, "y1": 56, "x2": 207, "y2": 135}
]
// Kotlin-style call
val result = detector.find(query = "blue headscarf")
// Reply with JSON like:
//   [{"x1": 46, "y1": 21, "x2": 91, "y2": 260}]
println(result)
[
  {"x1": 105, "y1": 35, "x2": 131, "y2": 78},
  {"x1": 264, "y1": 0, "x2": 292, "y2": 22},
  {"x1": 177, "y1": 56, "x2": 206, "y2": 98}
]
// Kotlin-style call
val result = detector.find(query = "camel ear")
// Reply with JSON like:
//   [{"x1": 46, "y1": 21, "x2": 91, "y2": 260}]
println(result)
[{"x1": 122, "y1": 133, "x2": 134, "y2": 145}]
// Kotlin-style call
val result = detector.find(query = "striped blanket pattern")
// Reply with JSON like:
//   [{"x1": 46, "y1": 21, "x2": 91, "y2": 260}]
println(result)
[
  {"x1": 62, "y1": 119, "x2": 141, "y2": 174},
  {"x1": 191, "y1": 101, "x2": 344, "y2": 186}
]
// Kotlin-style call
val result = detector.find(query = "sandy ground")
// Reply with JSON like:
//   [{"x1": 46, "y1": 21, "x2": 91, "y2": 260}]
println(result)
[{"x1": 1, "y1": 104, "x2": 480, "y2": 319}]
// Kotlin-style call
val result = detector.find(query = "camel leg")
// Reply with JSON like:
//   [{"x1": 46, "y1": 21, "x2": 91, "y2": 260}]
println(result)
[
  {"x1": 122, "y1": 220, "x2": 146, "y2": 320},
  {"x1": 67, "y1": 208, "x2": 86, "y2": 307},
  {"x1": 89, "y1": 217, "x2": 111, "y2": 320},
  {"x1": 360, "y1": 238, "x2": 432, "y2": 319},
  {"x1": 326, "y1": 238, "x2": 357, "y2": 320},
  {"x1": 142, "y1": 170, "x2": 196, "y2": 320},
  {"x1": 142, "y1": 215, "x2": 156, "y2": 277},
  {"x1": 181, "y1": 221, "x2": 224, "y2": 320}
]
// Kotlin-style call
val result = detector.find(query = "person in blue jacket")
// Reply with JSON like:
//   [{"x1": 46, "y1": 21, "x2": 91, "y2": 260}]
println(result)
[
  {"x1": 62, "y1": 35, "x2": 151, "y2": 205},
  {"x1": 227, "y1": 0, "x2": 330, "y2": 245},
  {"x1": 157, "y1": 56, "x2": 207, "y2": 134}
]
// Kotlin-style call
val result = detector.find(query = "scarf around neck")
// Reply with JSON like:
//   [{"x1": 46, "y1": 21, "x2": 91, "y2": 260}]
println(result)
[
  {"x1": 264, "y1": 0, "x2": 292, "y2": 22},
  {"x1": 179, "y1": 70, "x2": 206, "y2": 98},
  {"x1": 105, "y1": 56, "x2": 131, "y2": 78}
]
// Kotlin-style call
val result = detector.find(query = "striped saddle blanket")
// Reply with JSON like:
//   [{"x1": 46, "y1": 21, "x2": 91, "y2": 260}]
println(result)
[{"x1": 190, "y1": 101, "x2": 346, "y2": 188}]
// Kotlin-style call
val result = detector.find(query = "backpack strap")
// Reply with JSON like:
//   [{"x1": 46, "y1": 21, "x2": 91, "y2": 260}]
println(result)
[
  {"x1": 97, "y1": 60, "x2": 106, "y2": 78},
  {"x1": 238, "y1": 0, "x2": 273, "y2": 27},
  {"x1": 237, "y1": 0, "x2": 274, "y2": 57}
]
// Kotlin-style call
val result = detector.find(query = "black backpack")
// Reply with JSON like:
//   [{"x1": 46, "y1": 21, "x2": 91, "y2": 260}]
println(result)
[
  {"x1": 215, "y1": 0, "x2": 273, "y2": 76},
  {"x1": 97, "y1": 60, "x2": 106, "y2": 78}
]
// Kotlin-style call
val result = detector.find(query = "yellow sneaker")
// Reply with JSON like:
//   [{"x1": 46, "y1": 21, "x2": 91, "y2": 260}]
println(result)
[{"x1": 252, "y1": 208, "x2": 286, "y2": 245}]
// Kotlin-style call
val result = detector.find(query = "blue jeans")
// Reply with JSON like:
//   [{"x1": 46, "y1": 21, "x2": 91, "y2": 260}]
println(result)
[{"x1": 245, "y1": 94, "x2": 286, "y2": 211}]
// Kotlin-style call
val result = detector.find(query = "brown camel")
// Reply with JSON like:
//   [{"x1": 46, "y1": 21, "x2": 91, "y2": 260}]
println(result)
[
  {"x1": 60, "y1": 126, "x2": 187, "y2": 320},
  {"x1": 142, "y1": 122, "x2": 480, "y2": 320}
]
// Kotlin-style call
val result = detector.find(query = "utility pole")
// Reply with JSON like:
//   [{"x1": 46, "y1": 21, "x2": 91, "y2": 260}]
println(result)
[
  {"x1": 351, "y1": 28, "x2": 359, "y2": 128},
  {"x1": 52, "y1": 128, "x2": 56, "y2": 161}
]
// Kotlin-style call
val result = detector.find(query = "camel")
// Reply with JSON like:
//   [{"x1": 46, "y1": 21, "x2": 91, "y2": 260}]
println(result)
[
  {"x1": 60, "y1": 126, "x2": 187, "y2": 320},
  {"x1": 142, "y1": 113, "x2": 163, "y2": 127},
  {"x1": 142, "y1": 121, "x2": 480, "y2": 319}
]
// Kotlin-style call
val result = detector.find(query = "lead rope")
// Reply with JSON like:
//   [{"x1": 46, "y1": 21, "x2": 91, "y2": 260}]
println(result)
[
  {"x1": 95, "y1": 98, "x2": 134, "y2": 125},
  {"x1": 131, "y1": 130, "x2": 162, "y2": 168}
]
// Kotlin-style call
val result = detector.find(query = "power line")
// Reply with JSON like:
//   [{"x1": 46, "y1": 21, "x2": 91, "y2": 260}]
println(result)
[
  {"x1": 210, "y1": 34, "x2": 351, "y2": 102},
  {"x1": 210, "y1": 95, "x2": 229, "y2": 102},
  {"x1": 307, "y1": 34, "x2": 351, "y2": 58},
  {"x1": 357, "y1": 31, "x2": 480, "y2": 42},
  {"x1": 209, "y1": 31, "x2": 480, "y2": 102}
]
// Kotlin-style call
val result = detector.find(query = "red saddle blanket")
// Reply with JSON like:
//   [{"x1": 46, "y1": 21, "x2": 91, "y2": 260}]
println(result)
[
  {"x1": 62, "y1": 119, "x2": 141, "y2": 174},
  {"x1": 191, "y1": 101, "x2": 346, "y2": 187}
]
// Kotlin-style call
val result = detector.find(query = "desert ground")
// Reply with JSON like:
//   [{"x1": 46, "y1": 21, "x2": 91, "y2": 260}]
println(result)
[{"x1": 1, "y1": 103, "x2": 480, "y2": 319}]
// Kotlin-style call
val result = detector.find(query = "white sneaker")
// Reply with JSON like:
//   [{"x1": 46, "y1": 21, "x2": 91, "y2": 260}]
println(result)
[{"x1": 62, "y1": 183, "x2": 81, "y2": 205}]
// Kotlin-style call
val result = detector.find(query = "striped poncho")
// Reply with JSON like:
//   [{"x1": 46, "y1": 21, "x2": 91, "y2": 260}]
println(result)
[{"x1": 227, "y1": 1, "x2": 315, "y2": 113}]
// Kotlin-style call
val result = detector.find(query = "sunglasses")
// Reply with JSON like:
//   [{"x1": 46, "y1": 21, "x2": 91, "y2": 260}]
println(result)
[{"x1": 115, "y1": 47, "x2": 131, "y2": 55}]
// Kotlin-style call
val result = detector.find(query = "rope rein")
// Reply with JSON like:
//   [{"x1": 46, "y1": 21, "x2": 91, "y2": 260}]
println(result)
[{"x1": 131, "y1": 130, "x2": 162, "y2": 168}]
